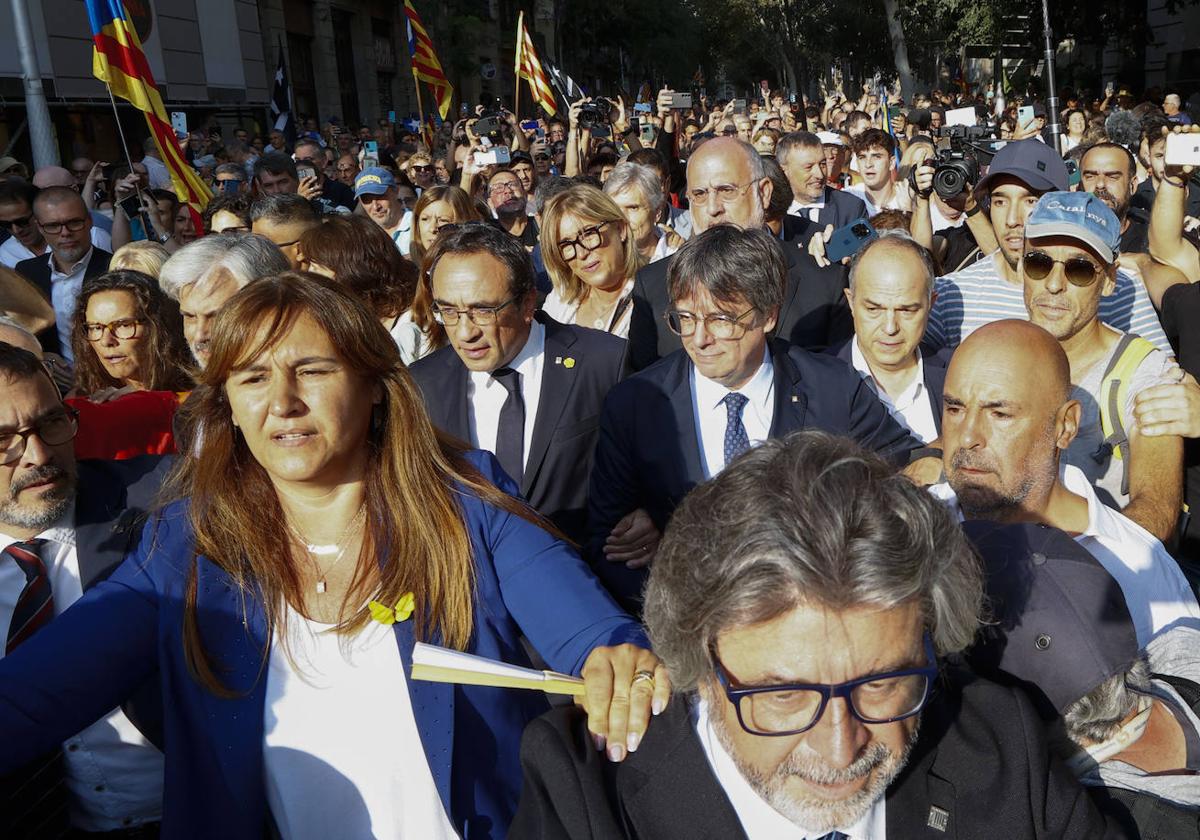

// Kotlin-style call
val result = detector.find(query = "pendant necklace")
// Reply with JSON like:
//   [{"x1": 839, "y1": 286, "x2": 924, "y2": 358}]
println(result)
[{"x1": 285, "y1": 504, "x2": 367, "y2": 594}]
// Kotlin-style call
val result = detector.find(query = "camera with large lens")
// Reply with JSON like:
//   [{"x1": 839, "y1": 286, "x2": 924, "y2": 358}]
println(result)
[
  {"x1": 577, "y1": 98, "x2": 613, "y2": 131},
  {"x1": 930, "y1": 149, "x2": 979, "y2": 199},
  {"x1": 473, "y1": 111, "x2": 504, "y2": 141}
]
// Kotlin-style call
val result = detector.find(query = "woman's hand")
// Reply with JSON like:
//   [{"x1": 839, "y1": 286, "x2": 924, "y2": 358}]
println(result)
[{"x1": 580, "y1": 644, "x2": 670, "y2": 762}]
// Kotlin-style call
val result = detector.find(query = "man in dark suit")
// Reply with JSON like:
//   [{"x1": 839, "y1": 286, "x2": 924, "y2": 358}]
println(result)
[
  {"x1": 627, "y1": 136, "x2": 853, "y2": 372},
  {"x1": 835, "y1": 233, "x2": 947, "y2": 444},
  {"x1": 0, "y1": 342, "x2": 167, "y2": 837},
  {"x1": 409, "y1": 224, "x2": 627, "y2": 542},
  {"x1": 778, "y1": 130, "x2": 868, "y2": 234},
  {"x1": 587, "y1": 227, "x2": 918, "y2": 610},
  {"x1": 515, "y1": 432, "x2": 1121, "y2": 839},
  {"x1": 16, "y1": 186, "x2": 112, "y2": 359}
]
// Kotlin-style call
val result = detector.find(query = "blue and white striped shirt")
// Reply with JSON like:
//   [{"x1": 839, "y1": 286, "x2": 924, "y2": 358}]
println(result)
[{"x1": 926, "y1": 251, "x2": 1171, "y2": 354}]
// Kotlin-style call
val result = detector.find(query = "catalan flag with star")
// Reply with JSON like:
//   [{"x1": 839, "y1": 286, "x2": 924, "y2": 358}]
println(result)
[
  {"x1": 404, "y1": 0, "x2": 453, "y2": 120},
  {"x1": 514, "y1": 11, "x2": 557, "y2": 117},
  {"x1": 85, "y1": 0, "x2": 210, "y2": 231}
]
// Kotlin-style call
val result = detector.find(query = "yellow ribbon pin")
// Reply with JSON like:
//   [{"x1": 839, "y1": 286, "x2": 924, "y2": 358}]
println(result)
[
  {"x1": 368, "y1": 591, "x2": 415, "y2": 625},
  {"x1": 563, "y1": 357, "x2": 576, "y2": 369}
]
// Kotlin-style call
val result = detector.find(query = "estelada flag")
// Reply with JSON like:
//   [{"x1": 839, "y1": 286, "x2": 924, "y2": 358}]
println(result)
[
  {"x1": 514, "y1": 11, "x2": 557, "y2": 117},
  {"x1": 85, "y1": 0, "x2": 210, "y2": 231},
  {"x1": 404, "y1": 1, "x2": 453, "y2": 120}
]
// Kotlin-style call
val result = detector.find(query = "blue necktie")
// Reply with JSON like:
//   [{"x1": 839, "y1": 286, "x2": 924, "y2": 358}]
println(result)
[
  {"x1": 722, "y1": 392, "x2": 751, "y2": 466},
  {"x1": 813, "y1": 833, "x2": 849, "y2": 840}
]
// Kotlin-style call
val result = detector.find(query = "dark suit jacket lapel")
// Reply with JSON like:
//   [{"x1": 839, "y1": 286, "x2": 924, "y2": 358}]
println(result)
[
  {"x1": 885, "y1": 740, "x2": 959, "y2": 838},
  {"x1": 664, "y1": 353, "x2": 705, "y2": 487},
  {"x1": 922, "y1": 354, "x2": 948, "y2": 436},
  {"x1": 773, "y1": 243, "x2": 804, "y2": 341},
  {"x1": 524, "y1": 322, "x2": 579, "y2": 497},
  {"x1": 390, "y1": 618, "x2": 456, "y2": 818},
  {"x1": 768, "y1": 344, "x2": 809, "y2": 436},
  {"x1": 424, "y1": 353, "x2": 472, "y2": 442},
  {"x1": 73, "y1": 463, "x2": 134, "y2": 591}
]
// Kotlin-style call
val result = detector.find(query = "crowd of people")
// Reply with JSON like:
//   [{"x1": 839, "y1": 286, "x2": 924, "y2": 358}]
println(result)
[{"x1": 0, "y1": 73, "x2": 1198, "y2": 839}]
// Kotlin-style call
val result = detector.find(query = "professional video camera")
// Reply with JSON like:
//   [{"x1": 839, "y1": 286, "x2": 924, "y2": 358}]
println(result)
[
  {"x1": 577, "y1": 98, "x2": 613, "y2": 131},
  {"x1": 473, "y1": 100, "x2": 507, "y2": 141},
  {"x1": 909, "y1": 126, "x2": 1001, "y2": 200}
]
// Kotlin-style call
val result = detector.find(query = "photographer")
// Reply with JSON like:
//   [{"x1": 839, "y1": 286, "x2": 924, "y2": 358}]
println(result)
[
  {"x1": 293, "y1": 138, "x2": 355, "y2": 214},
  {"x1": 908, "y1": 144, "x2": 996, "y2": 273}
]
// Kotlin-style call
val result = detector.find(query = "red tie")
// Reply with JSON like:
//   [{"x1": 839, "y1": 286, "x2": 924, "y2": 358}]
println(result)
[{"x1": 4, "y1": 539, "x2": 54, "y2": 654}]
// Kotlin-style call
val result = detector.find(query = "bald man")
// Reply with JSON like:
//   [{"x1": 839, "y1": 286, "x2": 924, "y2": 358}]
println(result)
[
  {"x1": 932, "y1": 318, "x2": 1199, "y2": 646},
  {"x1": 627, "y1": 136, "x2": 852, "y2": 370},
  {"x1": 16, "y1": 187, "x2": 112, "y2": 359}
]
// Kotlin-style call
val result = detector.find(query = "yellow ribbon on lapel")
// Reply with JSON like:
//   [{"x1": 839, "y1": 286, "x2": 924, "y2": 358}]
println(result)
[{"x1": 368, "y1": 591, "x2": 415, "y2": 625}]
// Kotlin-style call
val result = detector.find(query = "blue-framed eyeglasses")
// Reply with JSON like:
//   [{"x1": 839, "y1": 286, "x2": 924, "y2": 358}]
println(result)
[{"x1": 713, "y1": 632, "x2": 938, "y2": 736}]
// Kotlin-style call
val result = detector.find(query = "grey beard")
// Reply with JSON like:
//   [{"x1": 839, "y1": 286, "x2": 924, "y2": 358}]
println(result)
[
  {"x1": 0, "y1": 465, "x2": 76, "y2": 532},
  {"x1": 711, "y1": 703, "x2": 918, "y2": 833}
]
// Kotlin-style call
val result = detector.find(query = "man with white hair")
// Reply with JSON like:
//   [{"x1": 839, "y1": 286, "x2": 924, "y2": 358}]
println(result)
[
  {"x1": 158, "y1": 233, "x2": 289, "y2": 367},
  {"x1": 1163, "y1": 92, "x2": 1192, "y2": 126}
]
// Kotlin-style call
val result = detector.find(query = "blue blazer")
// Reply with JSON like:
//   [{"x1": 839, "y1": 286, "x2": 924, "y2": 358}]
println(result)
[{"x1": 0, "y1": 451, "x2": 645, "y2": 839}]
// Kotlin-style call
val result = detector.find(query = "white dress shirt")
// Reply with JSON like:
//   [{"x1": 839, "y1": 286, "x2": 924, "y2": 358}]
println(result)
[
  {"x1": 0, "y1": 227, "x2": 110, "y2": 269},
  {"x1": 787, "y1": 197, "x2": 826, "y2": 223},
  {"x1": 691, "y1": 348, "x2": 775, "y2": 479},
  {"x1": 264, "y1": 605, "x2": 457, "y2": 840},
  {"x1": 0, "y1": 510, "x2": 163, "y2": 831},
  {"x1": 694, "y1": 697, "x2": 886, "y2": 839},
  {"x1": 928, "y1": 465, "x2": 1200, "y2": 647},
  {"x1": 467, "y1": 318, "x2": 545, "y2": 473},
  {"x1": 850, "y1": 338, "x2": 938, "y2": 444},
  {"x1": 47, "y1": 248, "x2": 95, "y2": 363}
]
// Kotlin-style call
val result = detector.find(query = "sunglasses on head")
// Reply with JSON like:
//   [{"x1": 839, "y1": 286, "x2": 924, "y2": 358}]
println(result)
[{"x1": 1022, "y1": 250, "x2": 1105, "y2": 286}]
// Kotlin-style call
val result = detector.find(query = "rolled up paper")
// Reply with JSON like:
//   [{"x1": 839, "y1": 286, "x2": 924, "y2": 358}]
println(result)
[{"x1": 411, "y1": 642, "x2": 586, "y2": 696}]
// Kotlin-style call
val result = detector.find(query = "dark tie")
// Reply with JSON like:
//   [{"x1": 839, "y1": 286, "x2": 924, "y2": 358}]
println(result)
[
  {"x1": 813, "y1": 833, "x2": 849, "y2": 840},
  {"x1": 2, "y1": 539, "x2": 69, "y2": 839},
  {"x1": 722, "y1": 392, "x2": 751, "y2": 466},
  {"x1": 491, "y1": 367, "x2": 525, "y2": 485}
]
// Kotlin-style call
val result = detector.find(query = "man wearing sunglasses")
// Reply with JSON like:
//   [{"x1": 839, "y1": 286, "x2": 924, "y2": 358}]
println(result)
[
  {"x1": 15, "y1": 188, "x2": 112, "y2": 362},
  {"x1": 0, "y1": 342, "x2": 169, "y2": 837},
  {"x1": 588, "y1": 226, "x2": 918, "y2": 612},
  {"x1": 515, "y1": 432, "x2": 1116, "y2": 838},
  {"x1": 1020, "y1": 192, "x2": 1183, "y2": 544},
  {"x1": 925, "y1": 140, "x2": 1169, "y2": 356}
]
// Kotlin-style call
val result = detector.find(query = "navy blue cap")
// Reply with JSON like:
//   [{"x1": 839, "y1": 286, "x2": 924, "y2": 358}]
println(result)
[
  {"x1": 963, "y1": 521, "x2": 1139, "y2": 716},
  {"x1": 976, "y1": 139, "x2": 1069, "y2": 194}
]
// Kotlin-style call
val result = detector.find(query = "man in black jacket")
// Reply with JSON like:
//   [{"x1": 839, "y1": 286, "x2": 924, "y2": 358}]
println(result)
[
  {"x1": 409, "y1": 224, "x2": 627, "y2": 541},
  {"x1": 587, "y1": 227, "x2": 917, "y2": 611},
  {"x1": 628, "y1": 136, "x2": 852, "y2": 372},
  {"x1": 516, "y1": 432, "x2": 1124, "y2": 839}
]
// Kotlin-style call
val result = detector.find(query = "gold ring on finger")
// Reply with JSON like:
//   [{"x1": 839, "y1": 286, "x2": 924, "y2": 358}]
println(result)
[{"x1": 632, "y1": 670, "x2": 655, "y2": 690}]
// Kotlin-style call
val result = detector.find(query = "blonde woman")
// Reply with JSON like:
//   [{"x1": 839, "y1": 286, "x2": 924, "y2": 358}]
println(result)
[
  {"x1": 110, "y1": 240, "x2": 171, "y2": 280},
  {"x1": 539, "y1": 185, "x2": 643, "y2": 337}
]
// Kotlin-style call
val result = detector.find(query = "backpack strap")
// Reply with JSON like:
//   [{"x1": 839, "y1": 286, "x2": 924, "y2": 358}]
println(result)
[
  {"x1": 1095, "y1": 334, "x2": 1158, "y2": 497},
  {"x1": 1101, "y1": 785, "x2": 1200, "y2": 839},
  {"x1": 1154, "y1": 672, "x2": 1200, "y2": 715}
]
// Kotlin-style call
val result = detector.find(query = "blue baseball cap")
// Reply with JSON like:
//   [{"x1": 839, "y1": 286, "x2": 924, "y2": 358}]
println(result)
[
  {"x1": 354, "y1": 167, "x2": 396, "y2": 198},
  {"x1": 976, "y1": 139, "x2": 1069, "y2": 194},
  {"x1": 1026, "y1": 191, "x2": 1122, "y2": 264}
]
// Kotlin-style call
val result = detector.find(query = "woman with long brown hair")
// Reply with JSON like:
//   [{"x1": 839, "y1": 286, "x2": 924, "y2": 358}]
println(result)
[
  {"x1": 0, "y1": 272, "x2": 668, "y2": 838},
  {"x1": 69, "y1": 269, "x2": 192, "y2": 397},
  {"x1": 407, "y1": 185, "x2": 481, "y2": 356}
]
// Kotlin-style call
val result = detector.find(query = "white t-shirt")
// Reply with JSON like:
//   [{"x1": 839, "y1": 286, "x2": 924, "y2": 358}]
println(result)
[
  {"x1": 263, "y1": 606, "x2": 458, "y2": 840},
  {"x1": 845, "y1": 183, "x2": 908, "y2": 217}
]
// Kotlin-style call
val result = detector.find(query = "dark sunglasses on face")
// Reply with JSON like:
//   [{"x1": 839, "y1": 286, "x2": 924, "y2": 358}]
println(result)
[
  {"x1": 0, "y1": 215, "x2": 33, "y2": 230},
  {"x1": 1022, "y1": 250, "x2": 1105, "y2": 286}
]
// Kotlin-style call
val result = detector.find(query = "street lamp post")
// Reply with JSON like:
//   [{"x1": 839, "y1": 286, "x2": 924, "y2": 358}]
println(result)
[
  {"x1": 10, "y1": 0, "x2": 58, "y2": 168},
  {"x1": 1040, "y1": 0, "x2": 1061, "y2": 152}
]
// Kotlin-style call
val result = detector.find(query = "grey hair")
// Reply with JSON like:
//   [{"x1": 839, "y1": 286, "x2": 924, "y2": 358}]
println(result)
[
  {"x1": 250, "y1": 192, "x2": 318, "y2": 225},
  {"x1": 159, "y1": 233, "x2": 289, "y2": 301},
  {"x1": 603, "y1": 162, "x2": 665, "y2": 215},
  {"x1": 644, "y1": 430, "x2": 984, "y2": 692},
  {"x1": 667, "y1": 225, "x2": 784, "y2": 316},
  {"x1": 848, "y1": 232, "x2": 936, "y2": 300},
  {"x1": 774, "y1": 131, "x2": 823, "y2": 168},
  {"x1": 1063, "y1": 656, "x2": 1152, "y2": 745},
  {"x1": 533, "y1": 175, "x2": 575, "y2": 216},
  {"x1": 214, "y1": 162, "x2": 245, "y2": 180}
]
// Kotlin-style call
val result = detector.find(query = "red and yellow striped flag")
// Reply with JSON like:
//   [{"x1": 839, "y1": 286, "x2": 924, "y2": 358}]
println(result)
[
  {"x1": 514, "y1": 12, "x2": 557, "y2": 117},
  {"x1": 404, "y1": 1, "x2": 453, "y2": 120},
  {"x1": 85, "y1": 0, "x2": 210, "y2": 232}
]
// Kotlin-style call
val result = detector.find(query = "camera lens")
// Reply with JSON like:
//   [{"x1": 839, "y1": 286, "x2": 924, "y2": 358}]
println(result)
[{"x1": 851, "y1": 224, "x2": 869, "y2": 237}]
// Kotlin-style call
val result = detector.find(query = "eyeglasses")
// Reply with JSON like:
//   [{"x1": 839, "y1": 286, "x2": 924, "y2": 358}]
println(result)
[
  {"x1": 0, "y1": 408, "x2": 79, "y2": 466},
  {"x1": 432, "y1": 294, "x2": 519, "y2": 327},
  {"x1": 1023, "y1": 250, "x2": 1105, "y2": 286},
  {"x1": 38, "y1": 218, "x2": 88, "y2": 235},
  {"x1": 713, "y1": 633, "x2": 938, "y2": 737},
  {"x1": 558, "y1": 221, "x2": 611, "y2": 261},
  {"x1": 411, "y1": 165, "x2": 434, "y2": 174},
  {"x1": 84, "y1": 318, "x2": 143, "y2": 342},
  {"x1": 687, "y1": 181, "x2": 755, "y2": 205},
  {"x1": 665, "y1": 307, "x2": 757, "y2": 341},
  {"x1": 488, "y1": 180, "x2": 522, "y2": 197},
  {"x1": 0, "y1": 215, "x2": 33, "y2": 230}
]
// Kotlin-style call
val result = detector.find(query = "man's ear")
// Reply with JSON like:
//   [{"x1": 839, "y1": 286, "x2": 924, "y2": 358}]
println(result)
[
  {"x1": 758, "y1": 177, "x2": 773, "y2": 211},
  {"x1": 1056, "y1": 399, "x2": 1081, "y2": 450}
]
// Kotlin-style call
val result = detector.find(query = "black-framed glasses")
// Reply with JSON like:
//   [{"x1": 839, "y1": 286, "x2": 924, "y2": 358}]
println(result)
[
  {"x1": 0, "y1": 408, "x2": 80, "y2": 466},
  {"x1": 713, "y1": 633, "x2": 938, "y2": 737},
  {"x1": 432, "y1": 294, "x2": 519, "y2": 327},
  {"x1": 665, "y1": 307, "x2": 757, "y2": 341},
  {"x1": 38, "y1": 218, "x2": 88, "y2": 235},
  {"x1": 558, "y1": 220, "x2": 611, "y2": 261},
  {"x1": 488, "y1": 180, "x2": 522, "y2": 197},
  {"x1": 687, "y1": 181, "x2": 755, "y2": 204},
  {"x1": 1022, "y1": 250, "x2": 1105, "y2": 287},
  {"x1": 84, "y1": 318, "x2": 144, "y2": 342},
  {"x1": 0, "y1": 215, "x2": 33, "y2": 230}
]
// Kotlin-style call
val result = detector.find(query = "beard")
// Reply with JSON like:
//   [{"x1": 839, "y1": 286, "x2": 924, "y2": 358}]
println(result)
[
  {"x1": 711, "y1": 705, "x2": 918, "y2": 833},
  {"x1": 948, "y1": 447, "x2": 1044, "y2": 520},
  {"x1": 0, "y1": 464, "x2": 76, "y2": 532},
  {"x1": 1090, "y1": 186, "x2": 1130, "y2": 221}
]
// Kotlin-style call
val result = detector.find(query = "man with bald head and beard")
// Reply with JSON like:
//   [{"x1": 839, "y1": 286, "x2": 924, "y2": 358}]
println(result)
[
  {"x1": 931, "y1": 318, "x2": 1199, "y2": 648},
  {"x1": 627, "y1": 137, "x2": 851, "y2": 370}
]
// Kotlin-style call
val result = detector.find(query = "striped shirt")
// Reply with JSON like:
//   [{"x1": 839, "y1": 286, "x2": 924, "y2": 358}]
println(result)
[{"x1": 926, "y1": 251, "x2": 1171, "y2": 354}]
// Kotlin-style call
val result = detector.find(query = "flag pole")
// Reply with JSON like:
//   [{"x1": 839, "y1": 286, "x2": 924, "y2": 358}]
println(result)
[
  {"x1": 412, "y1": 68, "x2": 427, "y2": 150},
  {"x1": 513, "y1": 11, "x2": 523, "y2": 121},
  {"x1": 104, "y1": 85, "x2": 138, "y2": 173}
]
